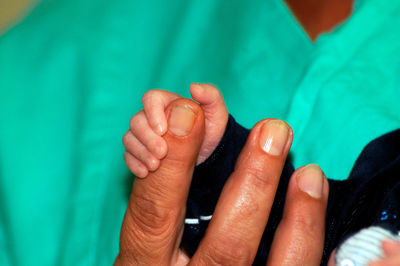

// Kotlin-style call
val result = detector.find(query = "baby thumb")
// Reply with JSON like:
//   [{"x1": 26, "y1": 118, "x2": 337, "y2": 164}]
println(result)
[{"x1": 189, "y1": 83, "x2": 229, "y2": 163}]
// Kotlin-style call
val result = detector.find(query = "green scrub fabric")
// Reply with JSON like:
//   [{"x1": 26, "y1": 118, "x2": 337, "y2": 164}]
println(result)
[{"x1": 0, "y1": 0, "x2": 399, "y2": 265}]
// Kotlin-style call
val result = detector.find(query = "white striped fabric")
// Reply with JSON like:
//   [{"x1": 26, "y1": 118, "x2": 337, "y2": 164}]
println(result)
[
  {"x1": 335, "y1": 226, "x2": 400, "y2": 266},
  {"x1": 184, "y1": 215, "x2": 213, "y2": 225}
]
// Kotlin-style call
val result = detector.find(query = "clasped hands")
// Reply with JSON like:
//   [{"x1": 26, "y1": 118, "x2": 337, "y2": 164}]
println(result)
[{"x1": 116, "y1": 87, "x2": 329, "y2": 265}]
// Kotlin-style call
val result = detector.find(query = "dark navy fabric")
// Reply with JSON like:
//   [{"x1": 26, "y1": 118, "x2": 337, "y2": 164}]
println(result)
[{"x1": 181, "y1": 115, "x2": 400, "y2": 265}]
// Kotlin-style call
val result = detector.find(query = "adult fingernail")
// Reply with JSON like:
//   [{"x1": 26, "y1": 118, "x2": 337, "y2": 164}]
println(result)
[
  {"x1": 297, "y1": 164, "x2": 324, "y2": 199},
  {"x1": 168, "y1": 104, "x2": 195, "y2": 136},
  {"x1": 259, "y1": 120, "x2": 290, "y2": 156}
]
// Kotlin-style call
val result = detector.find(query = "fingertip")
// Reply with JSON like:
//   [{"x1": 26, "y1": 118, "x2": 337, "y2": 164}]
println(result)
[
  {"x1": 151, "y1": 120, "x2": 166, "y2": 136},
  {"x1": 257, "y1": 119, "x2": 292, "y2": 157},
  {"x1": 147, "y1": 113, "x2": 167, "y2": 136},
  {"x1": 153, "y1": 137, "x2": 168, "y2": 159},
  {"x1": 165, "y1": 99, "x2": 204, "y2": 138},
  {"x1": 142, "y1": 91, "x2": 168, "y2": 136},
  {"x1": 323, "y1": 171, "x2": 329, "y2": 196},
  {"x1": 133, "y1": 170, "x2": 149, "y2": 179},
  {"x1": 295, "y1": 164, "x2": 325, "y2": 199},
  {"x1": 189, "y1": 83, "x2": 204, "y2": 98},
  {"x1": 162, "y1": 97, "x2": 205, "y2": 158},
  {"x1": 135, "y1": 169, "x2": 149, "y2": 179},
  {"x1": 147, "y1": 158, "x2": 160, "y2": 172},
  {"x1": 152, "y1": 112, "x2": 168, "y2": 136},
  {"x1": 124, "y1": 151, "x2": 149, "y2": 178},
  {"x1": 189, "y1": 83, "x2": 220, "y2": 105},
  {"x1": 157, "y1": 123, "x2": 166, "y2": 136}
]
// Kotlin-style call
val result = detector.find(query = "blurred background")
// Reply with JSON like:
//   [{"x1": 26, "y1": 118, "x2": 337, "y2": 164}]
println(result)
[
  {"x1": 0, "y1": 0, "x2": 31, "y2": 32},
  {"x1": 0, "y1": 0, "x2": 399, "y2": 265}
]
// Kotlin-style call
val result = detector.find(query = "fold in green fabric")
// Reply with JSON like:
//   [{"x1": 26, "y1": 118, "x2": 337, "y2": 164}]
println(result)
[{"x1": 0, "y1": 0, "x2": 399, "y2": 265}]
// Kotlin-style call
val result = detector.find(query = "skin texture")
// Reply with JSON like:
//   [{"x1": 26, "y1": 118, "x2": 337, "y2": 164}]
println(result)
[
  {"x1": 126, "y1": 84, "x2": 400, "y2": 265},
  {"x1": 117, "y1": 98, "x2": 329, "y2": 265}
]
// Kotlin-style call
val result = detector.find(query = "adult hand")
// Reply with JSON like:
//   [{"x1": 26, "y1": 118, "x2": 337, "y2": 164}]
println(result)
[{"x1": 116, "y1": 98, "x2": 329, "y2": 265}]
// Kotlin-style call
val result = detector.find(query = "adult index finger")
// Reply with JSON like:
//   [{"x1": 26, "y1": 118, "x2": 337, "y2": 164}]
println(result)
[{"x1": 191, "y1": 119, "x2": 293, "y2": 265}]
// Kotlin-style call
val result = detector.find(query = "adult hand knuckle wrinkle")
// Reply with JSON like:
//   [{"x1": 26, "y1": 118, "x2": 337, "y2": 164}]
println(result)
[
  {"x1": 290, "y1": 213, "x2": 317, "y2": 232},
  {"x1": 130, "y1": 194, "x2": 172, "y2": 236},
  {"x1": 244, "y1": 167, "x2": 271, "y2": 188},
  {"x1": 205, "y1": 240, "x2": 250, "y2": 266}
]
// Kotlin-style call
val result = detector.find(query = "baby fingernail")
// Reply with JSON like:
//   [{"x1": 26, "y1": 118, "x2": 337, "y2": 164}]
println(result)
[
  {"x1": 259, "y1": 120, "x2": 290, "y2": 156},
  {"x1": 148, "y1": 158, "x2": 159, "y2": 171},
  {"x1": 156, "y1": 124, "x2": 164, "y2": 135},
  {"x1": 168, "y1": 104, "x2": 195, "y2": 136},
  {"x1": 297, "y1": 164, "x2": 324, "y2": 199},
  {"x1": 154, "y1": 139, "x2": 167, "y2": 158}
]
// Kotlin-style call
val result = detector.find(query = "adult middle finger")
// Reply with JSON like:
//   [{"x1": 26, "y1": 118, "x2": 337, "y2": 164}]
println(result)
[{"x1": 267, "y1": 164, "x2": 329, "y2": 266}]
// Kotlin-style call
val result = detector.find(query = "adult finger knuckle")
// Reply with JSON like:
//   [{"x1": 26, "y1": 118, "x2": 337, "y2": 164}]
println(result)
[
  {"x1": 286, "y1": 210, "x2": 318, "y2": 234},
  {"x1": 236, "y1": 193, "x2": 260, "y2": 219},
  {"x1": 202, "y1": 237, "x2": 252, "y2": 265},
  {"x1": 129, "y1": 191, "x2": 175, "y2": 238},
  {"x1": 241, "y1": 165, "x2": 274, "y2": 190}
]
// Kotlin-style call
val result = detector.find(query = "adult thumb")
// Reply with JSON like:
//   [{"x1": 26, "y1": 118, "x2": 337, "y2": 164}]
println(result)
[{"x1": 117, "y1": 98, "x2": 205, "y2": 265}]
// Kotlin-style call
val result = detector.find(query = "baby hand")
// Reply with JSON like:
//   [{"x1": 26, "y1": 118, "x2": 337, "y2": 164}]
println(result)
[{"x1": 123, "y1": 83, "x2": 228, "y2": 178}]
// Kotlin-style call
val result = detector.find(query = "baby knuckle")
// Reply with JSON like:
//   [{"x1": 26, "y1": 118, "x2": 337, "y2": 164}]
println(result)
[
  {"x1": 142, "y1": 90, "x2": 160, "y2": 104},
  {"x1": 122, "y1": 132, "x2": 131, "y2": 147},
  {"x1": 141, "y1": 90, "x2": 153, "y2": 102},
  {"x1": 129, "y1": 111, "x2": 145, "y2": 130}
]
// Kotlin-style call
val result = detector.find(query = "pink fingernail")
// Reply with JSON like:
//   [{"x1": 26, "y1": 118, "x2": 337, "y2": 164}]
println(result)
[
  {"x1": 296, "y1": 164, "x2": 324, "y2": 199},
  {"x1": 259, "y1": 120, "x2": 290, "y2": 156}
]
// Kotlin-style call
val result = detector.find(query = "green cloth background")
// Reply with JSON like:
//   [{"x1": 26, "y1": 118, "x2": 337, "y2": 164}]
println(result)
[{"x1": 0, "y1": 0, "x2": 399, "y2": 265}]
